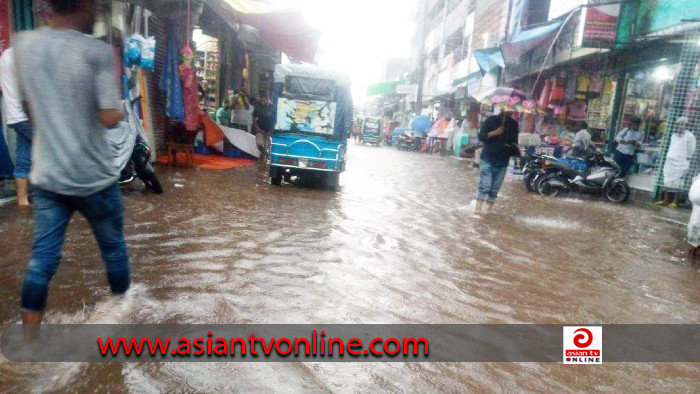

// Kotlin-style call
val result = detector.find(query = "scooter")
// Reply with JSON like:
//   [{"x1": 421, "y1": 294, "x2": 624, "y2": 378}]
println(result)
[
  {"x1": 522, "y1": 153, "x2": 558, "y2": 193},
  {"x1": 536, "y1": 148, "x2": 630, "y2": 203},
  {"x1": 118, "y1": 133, "x2": 163, "y2": 194},
  {"x1": 397, "y1": 134, "x2": 417, "y2": 151}
]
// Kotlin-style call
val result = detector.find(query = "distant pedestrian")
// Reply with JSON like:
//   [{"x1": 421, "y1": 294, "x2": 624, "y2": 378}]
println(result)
[
  {"x1": 0, "y1": 47, "x2": 32, "y2": 207},
  {"x1": 253, "y1": 92, "x2": 275, "y2": 161},
  {"x1": 15, "y1": 0, "x2": 128, "y2": 325},
  {"x1": 657, "y1": 116, "x2": 697, "y2": 208},
  {"x1": 231, "y1": 91, "x2": 254, "y2": 133},
  {"x1": 475, "y1": 111, "x2": 519, "y2": 214},
  {"x1": 613, "y1": 117, "x2": 644, "y2": 178},
  {"x1": 215, "y1": 99, "x2": 231, "y2": 127}
]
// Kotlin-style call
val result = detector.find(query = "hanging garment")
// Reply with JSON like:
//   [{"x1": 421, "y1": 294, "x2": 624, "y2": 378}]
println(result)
[
  {"x1": 589, "y1": 77, "x2": 604, "y2": 94},
  {"x1": 159, "y1": 32, "x2": 185, "y2": 122},
  {"x1": 574, "y1": 75, "x2": 589, "y2": 100},
  {"x1": 568, "y1": 100, "x2": 588, "y2": 122},
  {"x1": 664, "y1": 130, "x2": 697, "y2": 189},
  {"x1": 180, "y1": 46, "x2": 201, "y2": 131},
  {"x1": 688, "y1": 177, "x2": 700, "y2": 246},
  {"x1": 576, "y1": 75, "x2": 590, "y2": 93},
  {"x1": 604, "y1": 78, "x2": 615, "y2": 96},
  {"x1": 538, "y1": 78, "x2": 552, "y2": 108},
  {"x1": 549, "y1": 77, "x2": 566, "y2": 106}
]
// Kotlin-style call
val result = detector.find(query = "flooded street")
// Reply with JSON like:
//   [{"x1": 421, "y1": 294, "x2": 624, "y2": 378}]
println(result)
[{"x1": 1, "y1": 142, "x2": 699, "y2": 392}]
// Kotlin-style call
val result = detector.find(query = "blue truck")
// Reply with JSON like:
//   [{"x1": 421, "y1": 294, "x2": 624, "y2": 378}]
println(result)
[{"x1": 268, "y1": 64, "x2": 353, "y2": 189}]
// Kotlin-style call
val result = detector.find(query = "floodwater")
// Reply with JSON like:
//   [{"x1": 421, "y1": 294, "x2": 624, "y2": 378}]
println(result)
[{"x1": 0, "y1": 142, "x2": 699, "y2": 392}]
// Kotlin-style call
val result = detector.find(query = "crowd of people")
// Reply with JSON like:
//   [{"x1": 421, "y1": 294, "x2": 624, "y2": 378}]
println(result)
[{"x1": 213, "y1": 91, "x2": 275, "y2": 161}]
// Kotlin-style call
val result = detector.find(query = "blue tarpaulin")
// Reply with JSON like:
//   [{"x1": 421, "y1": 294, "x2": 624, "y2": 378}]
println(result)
[
  {"x1": 473, "y1": 48, "x2": 505, "y2": 73},
  {"x1": 501, "y1": 19, "x2": 563, "y2": 64}
]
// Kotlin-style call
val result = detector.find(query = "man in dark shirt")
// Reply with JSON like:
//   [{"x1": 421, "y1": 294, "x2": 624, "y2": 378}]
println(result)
[
  {"x1": 475, "y1": 111, "x2": 519, "y2": 214},
  {"x1": 253, "y1": 93, "x2": 275, "y2": 161}
]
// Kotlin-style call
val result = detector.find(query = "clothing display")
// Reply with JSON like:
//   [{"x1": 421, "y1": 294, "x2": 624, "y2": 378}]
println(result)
[
  {"x1": 575, "y1": 75, "x2": 590, "y2": 100},
  {"x1": 549, "y1": 77, "x2": 566, "y2": 104},
  {"x1": 180, "y1": 46, "x2": 202, "y2": 131},
  {"x1": 589, "y1": 76, "x2": 604, "y2": 94},
  {"x1": 159, "y1": 32, "x2": 185, "y2": 122},
  {"x1": 568, "y1": 100, "x2": 588, "y2": 122}
]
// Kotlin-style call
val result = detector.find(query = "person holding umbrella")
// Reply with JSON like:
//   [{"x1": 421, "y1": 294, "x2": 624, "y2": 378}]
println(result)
[
  {"x1": 475, "y1": 110, "x2": 519, "y2": 214},
  {"x1": 411, "y1": 114, "x2": 432, "y2": 149},
  {"x1": 471, "y1": 87, "x2": 534, "y2": 214}
]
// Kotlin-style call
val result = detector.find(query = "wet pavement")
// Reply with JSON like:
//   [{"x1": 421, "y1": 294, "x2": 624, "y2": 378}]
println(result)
[{"x1": 0, "y1": 142, "x2": 699, "y2": 392}]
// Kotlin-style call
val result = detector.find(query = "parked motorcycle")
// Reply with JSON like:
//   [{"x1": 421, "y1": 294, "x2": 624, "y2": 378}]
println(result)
[
  {"x1": 522, "y1": 153, "x2": 558, "y2": 193},
  {"x1": 397, "y1": 133, "x2": 420, "y2": 151},
  {"x1": 118, "y1": 134, "x2": 163, "y2": 194},
  {"x1": 536, "y1": 149, "x2": 630, "y2": 203},
  {"x1": 110, "y1": 98, "x2": 163, "y2": 194}
]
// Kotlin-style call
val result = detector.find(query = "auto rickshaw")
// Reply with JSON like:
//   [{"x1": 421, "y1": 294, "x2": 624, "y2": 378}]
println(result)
[
  {"x1": 362, "y1": 117, "x2": 381, "y2": 146},
  {"x1": 268, "y1": 64, "x2": 353, "y2": 189}
]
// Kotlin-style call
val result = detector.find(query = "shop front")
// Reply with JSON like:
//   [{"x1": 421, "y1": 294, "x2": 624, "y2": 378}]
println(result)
[{"x1": 613, "y1": 61, "x2": 679, "y2": 192}]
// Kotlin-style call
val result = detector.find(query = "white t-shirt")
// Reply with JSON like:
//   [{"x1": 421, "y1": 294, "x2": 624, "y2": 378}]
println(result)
[
  {"x1": 232, "y1": 106, "x2": 255, "y2": 133},
  {"x1": 573, "y1": 128, "x2": 591, "y2": 150},
  {"x1": 0, "y1": 48, "x2": 29, "y2": 124}
]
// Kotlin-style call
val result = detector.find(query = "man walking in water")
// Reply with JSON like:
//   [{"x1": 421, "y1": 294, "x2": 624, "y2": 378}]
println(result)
[
  {"x1": 475, "y1": 110, "x2": 519, "y2": 214},
  {"x1": 15, "y1": 0, "x2": 128, "y2": 324}
]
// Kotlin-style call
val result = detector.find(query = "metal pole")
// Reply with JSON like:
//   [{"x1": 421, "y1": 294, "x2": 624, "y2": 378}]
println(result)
[{"x1": 416, "y1": 0, "x2": 428, "y2": 112}]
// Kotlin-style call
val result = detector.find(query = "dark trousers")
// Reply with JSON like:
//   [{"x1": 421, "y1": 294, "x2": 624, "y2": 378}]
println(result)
[{"x1": 613, "y1": 151, "x2": 635, "y2": 178}]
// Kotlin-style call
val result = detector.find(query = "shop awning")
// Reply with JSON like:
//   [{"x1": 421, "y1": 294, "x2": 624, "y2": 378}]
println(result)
[
  {"x1": 452, "y1": 71, "x2": 482, "y2": 87},
  {"x1": 366, "y1": 81, "x2": 402, "y2": 96},
  {"x1": 203, "y1": 0, "x2": 321, "y2": 63},
  {"x1": 473, "y1": 47, "x2": 505, "y2": 73},
  {"x1": 501, "y1": 19, "x2": 563, "y2": 64}
]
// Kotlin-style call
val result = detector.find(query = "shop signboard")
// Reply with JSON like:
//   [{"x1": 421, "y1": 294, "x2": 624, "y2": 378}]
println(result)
[
  {"x1": 395, "y1": 85, "x2": 414, "y2": 95},
  {"x1": 527, "y1": 145, "x2": 563, "y2": 158},
  {"x1": 0, "y1": 0, "x2": 10, "y2": 55},
  {"x1": 582, "y1": 4, "x2": 621, "y2": 48}
]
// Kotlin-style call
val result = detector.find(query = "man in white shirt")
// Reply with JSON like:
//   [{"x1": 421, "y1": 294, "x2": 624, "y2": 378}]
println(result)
[
  {"x1": 657, "y1": 116, "x2": 697, "y2": 207},
  {"x1": 571, "y1": 121, "x2": 592, "y2": 157},
  {"x1": 613, "y1": 117, "x2": 644, "y2": 177},
  {"x1": 0, "y1": 47, "x2": 32, "y2": 207}
]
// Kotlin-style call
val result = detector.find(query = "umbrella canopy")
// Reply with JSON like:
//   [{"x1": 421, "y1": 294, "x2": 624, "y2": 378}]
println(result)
[
  {"x1": 471, "y1": 87, "x2": 540, "y2": 114},
  {"x1": 411, "y1": 115, "x2": 433, "y2": 134}
]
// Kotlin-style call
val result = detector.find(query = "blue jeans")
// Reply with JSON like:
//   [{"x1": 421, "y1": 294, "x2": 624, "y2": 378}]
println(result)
[
  {"x1": 21, "y1": 184, "x2": 130, "y2": 312},
  {"x1": 613, "y1": 151, "x2": 634, "y2": 178},
  {"x1": 11, "y1": 121, "x2": 32, "y2": 179},
  {"x1": 477, "y1": 159, "x2": 508, "y2": 202}
]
